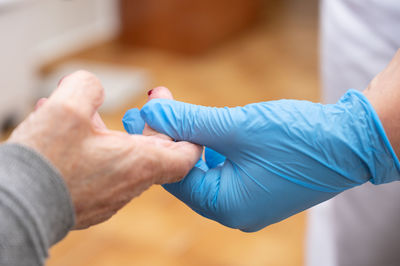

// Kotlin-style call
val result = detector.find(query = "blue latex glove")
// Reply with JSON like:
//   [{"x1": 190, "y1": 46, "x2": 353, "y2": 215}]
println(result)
[
  {"x1": 122, "y1": 108, "x2": 145, "y2": 134},
  {"x1": 123, "y1": 90, "x2": 400, "y2": 232}
]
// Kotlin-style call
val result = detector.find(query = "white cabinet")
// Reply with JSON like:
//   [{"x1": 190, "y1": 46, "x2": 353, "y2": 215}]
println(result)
[{"x1": 0, "y1": 0, "x2": 118, "y2": 130}]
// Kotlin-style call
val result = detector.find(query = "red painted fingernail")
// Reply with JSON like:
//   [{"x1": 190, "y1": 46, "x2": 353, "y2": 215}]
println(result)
[{"x1": 147, "y1": 89, "x2": 153, "y2": 96}]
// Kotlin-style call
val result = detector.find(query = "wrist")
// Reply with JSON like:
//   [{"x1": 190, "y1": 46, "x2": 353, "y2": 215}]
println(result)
[{"x1": 363, "y1": 89, "x2": 400, "y2": 157}]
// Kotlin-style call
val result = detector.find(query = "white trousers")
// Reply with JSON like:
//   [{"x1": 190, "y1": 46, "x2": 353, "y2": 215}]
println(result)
[{"x1": 307, "y1": 0, "x2": 400, "y2": 265}]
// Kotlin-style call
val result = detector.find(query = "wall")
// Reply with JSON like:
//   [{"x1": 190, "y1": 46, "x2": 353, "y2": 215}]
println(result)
[{"x1": 0, "y1": 0, "x2": 119, "y2": 126}]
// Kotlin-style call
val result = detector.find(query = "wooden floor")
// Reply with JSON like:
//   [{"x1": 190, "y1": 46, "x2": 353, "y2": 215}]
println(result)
[{"x1": 46, "y1": 1, "x2": 319, "y2": 265}]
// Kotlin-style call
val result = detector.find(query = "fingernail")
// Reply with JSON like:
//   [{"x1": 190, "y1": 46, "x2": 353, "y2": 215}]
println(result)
[{"x1": 147, "y1": 89, "x2": 153, "y2": 96}]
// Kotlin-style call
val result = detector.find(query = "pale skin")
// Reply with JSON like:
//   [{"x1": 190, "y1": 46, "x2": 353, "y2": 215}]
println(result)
[
  {"x1": 7, "y1": 70, "x2": 202, "y2": 229},
  {"x1": 364, "y1": 49, "x2": 400, "y2": 158}
]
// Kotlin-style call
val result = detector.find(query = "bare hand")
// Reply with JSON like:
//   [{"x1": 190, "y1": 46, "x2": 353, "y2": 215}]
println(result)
[{"x1": 7, "y1": 70, "x2": 202, "y2": 229}]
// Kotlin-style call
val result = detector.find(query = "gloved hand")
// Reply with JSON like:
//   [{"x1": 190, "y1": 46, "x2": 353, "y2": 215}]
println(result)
[{"x1": 123, "y1": 88, "x2": 400, "y2": 232}]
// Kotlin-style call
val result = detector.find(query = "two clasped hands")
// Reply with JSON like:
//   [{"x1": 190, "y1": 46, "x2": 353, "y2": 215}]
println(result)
[{"x1": 9, "y1": 50, "x2": 400, "y2": 233}]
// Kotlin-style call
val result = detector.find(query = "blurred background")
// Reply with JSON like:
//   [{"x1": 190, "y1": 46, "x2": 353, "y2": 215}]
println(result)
[{"x1": 0, "y1": 0, "x2": 319, "y2": 265}]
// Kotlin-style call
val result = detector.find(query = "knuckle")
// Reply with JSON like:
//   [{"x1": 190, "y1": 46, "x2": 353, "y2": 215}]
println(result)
[
  {"x1": 59, "y1": 101, "x2": 86, "y2": 121},
  {"x1": 72, "y1": 70, "x2": 103, "y2": 90},
  {"x1": 60, "y1": 101, "x2": 76, "y2": 113},
  {"x1": 69, "y1": 70, "x2": 105, "y2": 101}
]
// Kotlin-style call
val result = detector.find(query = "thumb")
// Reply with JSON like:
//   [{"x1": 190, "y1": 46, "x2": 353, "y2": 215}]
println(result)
[
  {"x1": 141, "y1": 100, "x2": 242, "y2": 154},
  {"x1": 49, "y1": 70, "x2": 105, "y2": 118}
]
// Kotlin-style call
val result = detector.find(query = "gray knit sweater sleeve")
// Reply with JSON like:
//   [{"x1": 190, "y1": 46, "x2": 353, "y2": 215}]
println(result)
[{"x1": 0, "y1": 143, "x2": 75, "y2": 266}]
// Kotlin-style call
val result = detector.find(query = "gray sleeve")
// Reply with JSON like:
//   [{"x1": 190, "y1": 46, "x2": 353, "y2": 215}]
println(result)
[{"x1": 0, "y1": 143, "x2": 75, "y2": 266}]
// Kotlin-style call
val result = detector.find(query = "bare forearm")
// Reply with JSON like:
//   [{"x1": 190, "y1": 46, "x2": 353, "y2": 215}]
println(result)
[{"x1": 364, "y1": 49, "x2": 400, "y2": 158}]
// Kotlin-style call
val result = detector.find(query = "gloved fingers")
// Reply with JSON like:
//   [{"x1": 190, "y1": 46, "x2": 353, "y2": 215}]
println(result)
[
  {"x1": 145, "y1": 87, "x2": 204, "y2": 172},
  {"x1": 122, "y1": 108, "x2": 145, "y2": 134},
  {"x1": 205, "y1": 147, "x2": 226, "y2": 168},
  {"x1": 163, "y1": 166, "x2": 221, "y2": 221},
  {"x1": 122, "y1": 86, "x2": 202, "y2": 185},
  {"x1": 143, "y1": 87, "x2": 175, "y2": 140},
  {"x1": 163, "y1": 161, "x2": 256, "y2": 230},
  {"x1": 141, "y1": 99, "x2": 241, "y2": 155},
  {"x1": 122, "y1": 87, "x2": 177, "y2": 140}
]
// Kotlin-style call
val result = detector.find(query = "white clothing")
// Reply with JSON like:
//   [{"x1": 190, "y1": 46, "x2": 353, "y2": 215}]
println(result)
[{"x1": 307, "y1": 1, "x2": 400, "y2": 265}]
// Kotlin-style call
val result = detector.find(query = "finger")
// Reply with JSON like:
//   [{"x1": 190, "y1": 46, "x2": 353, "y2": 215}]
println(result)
[
  {"x1": 122, "y1": 87, "x2": 175, "y2": 137},
  {"x1": 163, "y1": 158, "x2": 272, "y2": 232},
  {"x1": 35, "y1": 98, "x2": 47, "y2": 111},
  {"x1": 145, "y1": 87, "x2": 206, "y2": 180},
  {"x1": 122, "y1": 108, "x2": 145, "y2": 134},
  {"x1": 140, "y1": 99, "x2": 241, "y2": 155},
  {"x1": 145, "y1": 87, "x2": 204, "y2": 182},
  {"x1": 147, "y1": 86, "x2": 174, "y2": 101},
  {"x1": 143, "y1": 87, "x2": 174, "y2": 140},
  {"x1": 163, "y1": 166, "x2": 217, "y2": 214},
  {"x1": 137, "y1": 134, "x2": 202, "y2": 184},
  {"x1": 49, "y1": 70, "x2": 105, "y2": 118}
]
